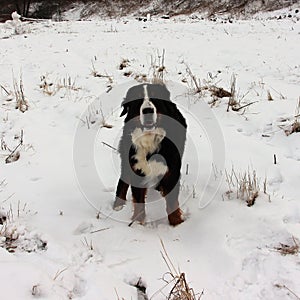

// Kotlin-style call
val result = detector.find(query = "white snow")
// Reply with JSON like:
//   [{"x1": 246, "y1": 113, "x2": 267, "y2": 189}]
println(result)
[{"x1": 0, "y1": 10, "x2": 300, "y2": 300}]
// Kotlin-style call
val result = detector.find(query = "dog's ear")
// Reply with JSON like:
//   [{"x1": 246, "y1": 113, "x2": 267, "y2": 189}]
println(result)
[{"x1": 120, "y1": 104, "x2": 128, "y2": 117}]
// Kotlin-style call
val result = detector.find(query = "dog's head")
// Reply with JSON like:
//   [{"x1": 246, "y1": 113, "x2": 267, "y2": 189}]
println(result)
[{"x1": 120, "y1": 83, "x2": 171, "y2": 130}]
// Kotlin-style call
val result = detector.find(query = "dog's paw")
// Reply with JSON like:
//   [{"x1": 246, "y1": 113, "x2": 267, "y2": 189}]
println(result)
[
  {"x1": 131, "y1": 202, "x2": 146, "y2": 225},
  {"x1": 113, "y1": 197, "x2": 126, "y2": 211},
  {"x1": 131, "y1": 210, "x2": 146, "y2": 225},
  {"x1": 168, "y1": 208, "x2": 184, "y2": 226}
]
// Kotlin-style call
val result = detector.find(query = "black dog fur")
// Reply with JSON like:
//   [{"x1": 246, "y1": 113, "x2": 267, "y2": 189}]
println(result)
[{"x1": 113, "y1": 83, "x2": 187, "y2": 226}]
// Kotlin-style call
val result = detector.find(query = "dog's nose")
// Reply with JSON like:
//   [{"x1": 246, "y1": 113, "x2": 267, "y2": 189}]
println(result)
[{"x1": 142, "y1": 107, "x2": 154, "y2": 114}]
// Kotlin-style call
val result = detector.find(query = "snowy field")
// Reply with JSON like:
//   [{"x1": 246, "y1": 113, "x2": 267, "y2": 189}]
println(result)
[{"x1": 0, "y1": 9, "x2": 300, "y2": 300}]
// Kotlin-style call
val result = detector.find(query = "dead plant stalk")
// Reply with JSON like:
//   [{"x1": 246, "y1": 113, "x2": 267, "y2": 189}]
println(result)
[{"x1": 157, "y1": 239, "x2": 201, "y2": 300}]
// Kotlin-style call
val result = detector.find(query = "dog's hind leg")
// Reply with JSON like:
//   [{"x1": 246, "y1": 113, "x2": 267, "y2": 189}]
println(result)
[
  {"x1": 131, "y1": 186, "x2": 147, "y2": 224},
  {"x1": 113, "y1": 179, "x2": 129, "y2": 211},
  {"x1": 161, "y1": 182, "x2": 183, "y2": 226}
]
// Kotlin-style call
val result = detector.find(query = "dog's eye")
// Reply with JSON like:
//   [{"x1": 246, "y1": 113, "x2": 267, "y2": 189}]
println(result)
[{"x1": 142, "y1": 107, "x2": 154, "y2": 114}]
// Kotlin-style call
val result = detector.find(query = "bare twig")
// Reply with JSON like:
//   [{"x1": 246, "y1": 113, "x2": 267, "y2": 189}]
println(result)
[
  {"x1": 2, "y1": 193, "x2": 15, "y2": 204},
  {"x1": 275, "y1": 284, "x2": 300, "y2": 300},
  {"x1": 274, "y1": 236, "x2": 299, "y2": 256},
  {"x1": 160, "y1": 239, "x2": 177, "y2": 275},
  {"x1": 13, "y1": 72, "x2": 29, "y2": 113},
  {"x1": 232, "y1": 101, "x2": 258, "y2": 112},
  {"x1": 90, "y1": 227, "x2": 110, "y2": 234},
  {"x1": 158, "y1": 239, "x2": 200, "y2": 300},
  {"x1": 5, "y1": 130, "x2": 23, "y2": 164},
  {"x1": 227, "y1": 74, "x2": 237, "y2": 112},
  {"x1": 269, "y1": 86, "x2": 286, "y2": 100},
  {"x1": 53, "y1": 268, "x2": 68, "y2": 281},
  {"x1": 102, "y1": 142, "x2": 118, "y2": 152},
  {"x1": 0, "y1": 84, "x2": 10, "y2": 95},
  {"x1": 267, "y1": 90, "x2": 273, "y2": 101},
  {"x1": 185, "y1": 64, "x2": 201, "y2": 94}
]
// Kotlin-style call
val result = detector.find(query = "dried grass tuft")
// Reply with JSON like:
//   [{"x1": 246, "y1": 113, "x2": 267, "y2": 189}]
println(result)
[
  {"x1": 285, "y1": 98, "x2": 300, "y2": 135},
  {"x1": 150, "y1": 49, "x2": 166, "y2": 84},
  {"x1": 13, "y1": 73, "x2": 28, "y2": 113},
  {"x1": 153, "y1": 239, "x2": 203, "y2": 300},
  {"x1": 119, "y1": 58, "x2": 130, "y2": 70},
  {"x1": 225, "y1": 167, "x2": 268, "y2": 206},
  {"x1": 274, "y1": 236, "x2": 299, "y2": 256},
  {"x1": 40, "y1": 74, "x2": 81, "y2": 96}
]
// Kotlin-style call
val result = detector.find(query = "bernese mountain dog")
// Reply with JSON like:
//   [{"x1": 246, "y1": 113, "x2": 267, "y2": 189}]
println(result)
[{"x1": 113, "y1": 83, "x2": 187, "y2": 226}]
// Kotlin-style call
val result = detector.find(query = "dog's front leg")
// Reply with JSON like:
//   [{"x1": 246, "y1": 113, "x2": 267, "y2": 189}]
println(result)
[
  {"x1": 113, "y1": 179, "x2": 129, "y2": 211},
  {"x1": 131, "y1": 186, "x2": 147, "y2": 224}
]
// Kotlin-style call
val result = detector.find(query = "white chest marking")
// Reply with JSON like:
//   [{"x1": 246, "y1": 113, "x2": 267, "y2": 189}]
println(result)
[{"x1": 131, "y1": 127, "x2": 168, "y2": 177}]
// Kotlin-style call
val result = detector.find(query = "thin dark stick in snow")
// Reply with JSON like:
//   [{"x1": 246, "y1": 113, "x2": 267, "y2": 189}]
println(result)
[
  {"x1": 232, "y1": 101, "x2": 258, "y2": 112},
  {"x1": 17, "y1": 200, "x2": 20, "y2": 218},
  {"x1": 269, "y1": 86, "x2": 285, "y2": 99},
  {"x1": 283, "y1": 285, "x2": 300, "y2": 300},
  {"x1": 5, "y1": 130, "x2": 23, "y2": 164},
  {"x1": 274, "y1": 154, "x2": 277, "y2": 165},
  {"x1": 275, "y1": 284, "x2": 300, "y2": 300},
  {"x1": 161, "y1": 49, "x2": 165, "y2": 82},
  {"x1": 0, "y1": 84, "x2": 10, "y2": 95},
  {"x1": 106, "y1": 86, "x2": 113, "y2": 93},
  {"x1": 2, "y1": 193, "x2": 15, "y2": 204},
  {"x1": 102, "y1": 141, "x2": 118, "y2": 152},
  {"x1": 199, "y1": 289, "x2": 205, "y2": 299},
  {"x1": 90, "y1": 227, "x2": 110, "y2": 234}
]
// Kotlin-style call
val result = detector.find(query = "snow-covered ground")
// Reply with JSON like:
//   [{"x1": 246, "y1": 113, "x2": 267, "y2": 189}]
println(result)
[{"x1": 0, "y1": 10, "x2": 300, "y2": 299}]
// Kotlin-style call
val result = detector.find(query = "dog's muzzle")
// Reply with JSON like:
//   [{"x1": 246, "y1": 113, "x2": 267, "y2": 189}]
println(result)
[
  {"x1": 141, "y1": 107, "x2": 156, "y2": 129},
  {"x1": 140, "y1": 85, "x2": 158, "y2": 130}
]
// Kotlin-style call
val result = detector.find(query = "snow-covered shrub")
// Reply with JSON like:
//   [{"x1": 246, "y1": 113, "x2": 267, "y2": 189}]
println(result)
[
  {"x1": 0, "y1": 221, "x2": 47, "y2": 253},
  {"x1": 5, "y1": 11, "x2": 27, "y2": 35},
  {"x1": 0, "y1": 206, "x2": 47, "y2": 253}
]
